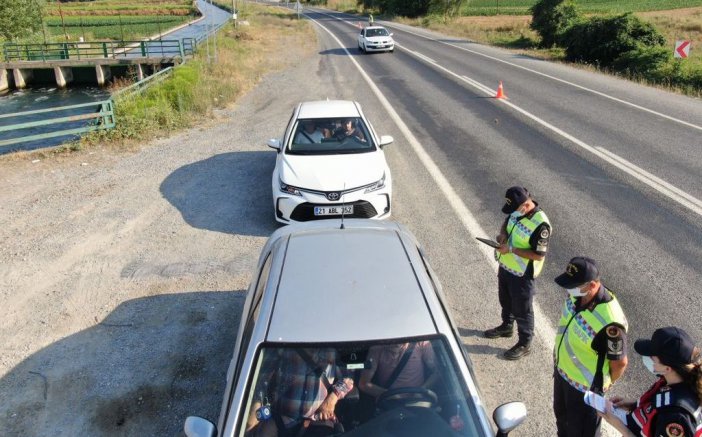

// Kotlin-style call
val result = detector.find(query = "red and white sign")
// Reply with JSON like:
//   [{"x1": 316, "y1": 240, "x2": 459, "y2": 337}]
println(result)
[{"x1": 674, "y1": 40, "x2": 691, "y2": 59}]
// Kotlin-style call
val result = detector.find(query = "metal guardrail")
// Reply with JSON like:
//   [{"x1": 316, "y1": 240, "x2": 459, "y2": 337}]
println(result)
[
  {"x1": 2, "y1": 40, "x2": 194, "y2": 62},
  {"x1": 112, "y1": 66, "x2": 174, "y2": 99},
  {"x1": 0, "y1": 100, "x2": 115, "y2": 148}
]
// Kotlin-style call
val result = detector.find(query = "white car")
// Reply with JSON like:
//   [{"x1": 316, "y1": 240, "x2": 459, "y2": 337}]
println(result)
[
  {"x1": 267, "y1": 100, "x2": 393, "y2": 224},
  {"x1": 358, "y1": 26, "x2": 395, "y2": 53}
]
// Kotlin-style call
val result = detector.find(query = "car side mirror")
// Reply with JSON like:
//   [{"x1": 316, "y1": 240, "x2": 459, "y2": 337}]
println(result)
[
  {"x1": 378, "y1": 135, "x2": 393, "y2": 148},
  {"x1": 184, "y1": 416, "x2": 216, "y2": 437},
  {"x1": 493, "y1": 402, "x2": 527, "y2": 436},
  {"x1": 267, "y1": 138, "x2": 282, "y2": 151}
]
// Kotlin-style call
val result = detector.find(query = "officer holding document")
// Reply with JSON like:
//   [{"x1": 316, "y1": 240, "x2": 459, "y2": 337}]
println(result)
[
  {"x1": 553, "y1": 257, "x2": 629, "y2": 437},
  {"x1": 600, "y1": 327, "x2": 702, "y2": 437},
  {"x1": 483, "y1": 186, "x2": 551, "y2": 360}
]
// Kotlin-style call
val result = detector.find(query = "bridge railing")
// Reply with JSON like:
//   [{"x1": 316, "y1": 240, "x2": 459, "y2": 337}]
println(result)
[
  {"x1": 2, "y1": 40, "x2": 196, "y2": 62},
  {"x1": 0, "y1": 100, "x2": 115, "y2": 149}
]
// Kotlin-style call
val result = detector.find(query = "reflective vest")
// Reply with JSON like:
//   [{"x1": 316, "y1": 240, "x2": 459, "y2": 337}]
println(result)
[
  {"x1": 554, "y1": 290, "x2": 627, "y2": 393},
  {"x1": 497, "y1": 209, "x2": 550, "y2": 278},
  {"x1": 630, "y1": 378, "x2": 702, "y2": 437}
]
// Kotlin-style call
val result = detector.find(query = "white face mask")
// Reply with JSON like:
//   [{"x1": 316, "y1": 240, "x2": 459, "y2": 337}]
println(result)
[
  {"x1": 566, "y1": 286, "x2": 588, "y2": 297},
  {"x1": 510, "y1": 209, "x2": 523, "y2": 220},
  {"x1": 642, "y1": 356, "x2": 664, "y2": 376}
]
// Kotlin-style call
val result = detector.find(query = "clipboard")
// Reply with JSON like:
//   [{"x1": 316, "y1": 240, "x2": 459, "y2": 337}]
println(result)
[{"x1": 476, "y1": 237, "x2": 501, "y2": 248}]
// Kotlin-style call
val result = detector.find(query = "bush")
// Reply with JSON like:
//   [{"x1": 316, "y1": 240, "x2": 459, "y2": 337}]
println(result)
[
  {"x1": 530, "y1": 0, "x2": 579, "y2": 48},
  {"x1": 612, "y1": 45, "x2": 670, "y2": 77},
  {"x1": 563, "y1": 13, "x2": 665, "y2": 68}
]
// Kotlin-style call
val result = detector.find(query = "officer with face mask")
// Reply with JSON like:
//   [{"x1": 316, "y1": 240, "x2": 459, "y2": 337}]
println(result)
[
  {"x1": 484, "y1": 186, "x2": 552, "y2": 360},
  {"x1": 601, "y1": 327, "x2": 702, "y2": 437},
  {"x1": 553, "y1": 256, "x2": 629, "y2": 437}
]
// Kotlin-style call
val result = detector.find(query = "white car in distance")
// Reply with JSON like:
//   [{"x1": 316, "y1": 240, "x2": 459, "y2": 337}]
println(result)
[
  {"x1": 267, "y1": 100, "x2": 393, "y2": 224},
  {"x1": 358, "y1": 26, "x2": 395, "y2": 53}
]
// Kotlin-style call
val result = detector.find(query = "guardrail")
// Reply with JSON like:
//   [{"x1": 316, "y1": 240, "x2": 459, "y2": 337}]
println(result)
[
  {"x1": 2, "y1": 40, "x2": 195, "y2": 62},
  {"x1": 0, "y1": 100, "x2": 115, "y2": 148},
  {"x1": 112, "y1": 66, "x2": 174, "y2": 99}
]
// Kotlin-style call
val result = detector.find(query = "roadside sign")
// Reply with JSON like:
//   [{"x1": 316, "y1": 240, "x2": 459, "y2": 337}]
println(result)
[{"x1": 674, "y1": 40, "x2": 691, "y2": 59}]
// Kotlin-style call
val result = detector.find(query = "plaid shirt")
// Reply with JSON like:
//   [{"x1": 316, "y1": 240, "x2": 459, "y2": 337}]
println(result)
[{"x1": 258, "y1": 348, "x2": 353, "y2": 427}]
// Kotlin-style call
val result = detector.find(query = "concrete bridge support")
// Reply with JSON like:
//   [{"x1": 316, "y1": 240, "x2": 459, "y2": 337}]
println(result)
[
  {"x1": 135, "y1": 64, "x2": 145, "y2": 81},
  {"x1": 13, "y1": 68, "x2": 33, "y2": 89},
  {"x1": 54, "y1": 66, "x2": 74, "y2": 88},
  {"x1": 95, "y1": 65, "x2": 112, "y2": 86},
  {"x1": 0, "y1": 70, "x2": 8, "y2": 92}
]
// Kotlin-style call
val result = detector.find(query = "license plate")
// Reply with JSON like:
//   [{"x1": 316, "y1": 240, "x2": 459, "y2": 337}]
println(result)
[{"x1": 314, "y1": 205, "x2": 353, "y2": 216}]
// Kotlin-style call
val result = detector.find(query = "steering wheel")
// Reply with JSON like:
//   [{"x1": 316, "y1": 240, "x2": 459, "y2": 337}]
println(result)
[{"x1": 376, "y1": 387, "x2": 439, "y2": 411}]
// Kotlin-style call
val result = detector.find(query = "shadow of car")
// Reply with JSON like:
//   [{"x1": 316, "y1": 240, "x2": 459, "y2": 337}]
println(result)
[{"x1": 184, "y1": 220, "x2": 526, "y2": 437}]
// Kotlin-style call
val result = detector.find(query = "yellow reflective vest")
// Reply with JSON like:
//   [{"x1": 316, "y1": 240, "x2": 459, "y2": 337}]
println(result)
[
  {"x1": 497, "y1": 209, "x2": 550, "y2": 278},
  {"x1": 554, "y1": 290, "x2": 628, "y2": 393}
]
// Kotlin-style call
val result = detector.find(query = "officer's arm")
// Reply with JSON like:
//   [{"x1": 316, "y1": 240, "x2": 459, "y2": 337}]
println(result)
[
  {"x1": 510, "y1": 223, "x2": 550, "y2": 260},
  {"x1": 605, "y1": 325, "x2": 628, "y2": 383},
  {"x1": 609, "y1": 356, "x2": 628, "y2": 383}
]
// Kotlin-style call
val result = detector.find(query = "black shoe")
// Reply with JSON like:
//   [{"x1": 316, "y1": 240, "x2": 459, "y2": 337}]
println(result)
[
  {"x1": 483, "y1": 323, "x2": 514, "y2": 339},
  {"x1": 504, "y1": 343, "x2": 531, "y2": 360}
]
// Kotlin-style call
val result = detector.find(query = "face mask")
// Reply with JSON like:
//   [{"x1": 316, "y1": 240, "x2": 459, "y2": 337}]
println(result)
[
  {"x1": 642, "y1": 356, "x2": 664, "y2": 376},
  {"x1": 510, "y1": 209, "x2": 523, "y2": 220},
  {"x1": 566, "y1": 286, "x2": 588, "y2": 297}
]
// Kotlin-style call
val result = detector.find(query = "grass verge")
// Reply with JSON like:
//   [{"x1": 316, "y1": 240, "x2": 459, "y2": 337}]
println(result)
[{"x1": 75, "y1": 3, "x2": 315, "y2": 151}]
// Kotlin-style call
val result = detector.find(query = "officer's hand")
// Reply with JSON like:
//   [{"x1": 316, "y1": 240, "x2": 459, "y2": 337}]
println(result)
[
  {"x1": 610, "y1": 396, "x2": 635, "y2": 412},
  {"x1": 496, "y1": 235, "x2": 506, "y2": 244},
  {"x1": 246, "y1": 401, "x2": 262, "y2": 430},
  {"x1": 497, "y1": 243, "x2": 509, "y2": 254}
]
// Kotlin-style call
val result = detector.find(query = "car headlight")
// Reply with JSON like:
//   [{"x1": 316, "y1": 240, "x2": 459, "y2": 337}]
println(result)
[
  {"x1": 280, "y1": 179, "x2": 302, "y2": 196},
  {"x1": 365, "y1": 173, "x2": 386, "y2": 193}
]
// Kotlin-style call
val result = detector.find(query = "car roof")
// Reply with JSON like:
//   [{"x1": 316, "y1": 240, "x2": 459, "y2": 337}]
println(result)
[
  {"x1": 265, "y1": 220, "x2": 438, "y2": 343},
  {"x1": 297, "y1": 100, "x2": 361, "y2": 119},
  {"x1": 365, "y1": 26, "x2": 388, "y2": 31}
]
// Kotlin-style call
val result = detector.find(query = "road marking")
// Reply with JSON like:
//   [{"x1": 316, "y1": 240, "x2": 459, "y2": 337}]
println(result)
[
  {"x1": 307, "y1": 12, "x2": 620, "y2": 434},
  {"x1": 381, "y1": 23, "x2": 702, "y2": 133}
]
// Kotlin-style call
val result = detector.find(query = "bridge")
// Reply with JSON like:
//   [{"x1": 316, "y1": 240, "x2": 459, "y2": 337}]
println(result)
[{"x1": 0, "y1": 39, "x2": 196, "y2": 91}]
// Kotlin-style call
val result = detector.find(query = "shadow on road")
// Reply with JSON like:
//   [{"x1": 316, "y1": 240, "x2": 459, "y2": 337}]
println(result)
[
  {"x1": 0, "y1": 291, "x2": 245, "y2": 436},
  {"x1": 160, "y1": 151, "x2": 279, "y2": 237},
  {"x1": 458, "y1": 327, "x2": 507, "y2": 356}
]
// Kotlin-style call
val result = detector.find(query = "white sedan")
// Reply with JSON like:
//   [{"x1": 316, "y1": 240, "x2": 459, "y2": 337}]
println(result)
[
  {"x1": 358, "y1": 26, "x2": 395, "y2": 53},
  {"x1": 267, "y1": 100, "x2": 393, "y2": 224}
]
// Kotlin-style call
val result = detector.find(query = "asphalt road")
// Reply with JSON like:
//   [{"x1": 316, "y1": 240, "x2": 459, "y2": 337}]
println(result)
[{"x1": 297, "y1": 7, "x2": 702, "y2": 435}]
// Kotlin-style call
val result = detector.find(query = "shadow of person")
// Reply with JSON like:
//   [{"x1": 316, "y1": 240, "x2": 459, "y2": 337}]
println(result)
[
  {"x1": 160, "y1": 151, "x2": 279, "y2": 237},
  {"x1": 0, "y1": 291, "x2": 245, "y2": 436}
]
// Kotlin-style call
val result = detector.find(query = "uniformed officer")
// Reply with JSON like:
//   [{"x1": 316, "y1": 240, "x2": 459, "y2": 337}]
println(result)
[
  {"x1": 601, "y1": 327, "x2": 702, "y2": 437},
  {"x1": 483, "y1": 186, "x2": 552, "y2": 360},
  {"x1": 553, "y1": 256, "x2": 629, "y2": 437}
]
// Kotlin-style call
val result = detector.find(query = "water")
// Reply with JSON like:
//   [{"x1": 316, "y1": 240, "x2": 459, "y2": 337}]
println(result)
[{"x1": 0, "y1": 0, "x2": 232, "y2": 155}]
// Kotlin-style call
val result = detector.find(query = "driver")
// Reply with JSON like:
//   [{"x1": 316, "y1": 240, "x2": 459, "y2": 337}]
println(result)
[
  {"x1": 333, "y1": 119, "x2": 366, "y2": 142},
  {"x1": 358, "y1": 341, "x2": 438, "y2": 417}
]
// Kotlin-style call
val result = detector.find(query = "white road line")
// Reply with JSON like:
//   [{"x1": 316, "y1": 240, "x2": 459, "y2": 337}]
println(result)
[
  {"x1": 308, "y1": 13, "x2": 619, "y2": 435},
  {"x1": 381, "y1": 22, "x2": 702, "y2": 133}
]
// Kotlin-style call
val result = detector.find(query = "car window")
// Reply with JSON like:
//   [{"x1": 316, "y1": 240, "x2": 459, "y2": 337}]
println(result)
[
  {"x1": 237, "y1": 336, "x2": 483, "y2": 436},
  {"x1": 287, "y1": 117, "x2": 376, "y2": 155},
  {"x1": 366, "y1": 28, "x2": 389, "y2": 37}
]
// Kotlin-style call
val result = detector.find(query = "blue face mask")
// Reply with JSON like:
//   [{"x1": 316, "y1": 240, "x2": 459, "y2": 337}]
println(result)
[{"x1": 510, "y1": 209, "x2": 523, "y2": 220}]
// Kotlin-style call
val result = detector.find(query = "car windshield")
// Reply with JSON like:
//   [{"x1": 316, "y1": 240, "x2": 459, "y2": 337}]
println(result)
[
  {"x1": 366, "y1": 28, "x2": 389, "y2": 37},
  {"x1": 238, "y1": 336, "x2": 485, "y2": 436},
  {"x1": 287, "y1": 117, "x2": 375, "y2": 155}
]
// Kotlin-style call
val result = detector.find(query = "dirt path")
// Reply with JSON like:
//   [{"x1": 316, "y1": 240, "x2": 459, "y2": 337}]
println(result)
[{"x1": 0, "y1": 32, "x2": 313, "y2": 436}]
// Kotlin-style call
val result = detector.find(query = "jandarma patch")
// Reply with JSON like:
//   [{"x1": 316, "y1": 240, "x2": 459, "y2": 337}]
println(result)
[
  {"x1": 665, "y1": 422, "x2": 684, "y2": 437},
  {"x1": 540, "y1": 228, "x2": 549, "y2": 238},
  {"x1": 606, "y1": 326, "x2": 621, "y2": 337}
]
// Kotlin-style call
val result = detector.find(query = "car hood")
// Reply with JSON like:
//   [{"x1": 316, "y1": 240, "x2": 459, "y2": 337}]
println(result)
[
  {"x1": 366, "y1": 36, "x2": 393, "y2": 43},
  {"x1": 281, "y1": 153, "x2": 385, "y2": 191}
]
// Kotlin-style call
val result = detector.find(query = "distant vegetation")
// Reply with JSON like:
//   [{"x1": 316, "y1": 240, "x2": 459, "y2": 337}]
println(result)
[{"x1": 461, "y1": 0, "x2": 702, "y2": 15}]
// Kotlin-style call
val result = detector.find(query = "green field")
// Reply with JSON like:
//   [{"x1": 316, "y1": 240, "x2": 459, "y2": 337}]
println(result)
[
  {"x1": 43, "y1": 15, "x2": 192, "y2": 41},
  {"x1": 463, "y1": 0, "x2": 702, "y2": 15}
]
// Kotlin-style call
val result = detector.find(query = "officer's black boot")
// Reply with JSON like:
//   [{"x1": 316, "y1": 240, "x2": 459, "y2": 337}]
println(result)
[
  {"x1": 483, "y1": 322, "x2": 514, "y2": 339},
  {"x1": 503, "y1": 342, "x2": 531, "y2": 360}
]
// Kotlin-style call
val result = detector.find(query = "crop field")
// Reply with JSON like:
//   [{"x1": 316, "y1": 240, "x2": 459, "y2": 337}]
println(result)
[
  {"x1": 462, "y1": 0, "x2": 702, "y2": 15},
  {"x1": 35, "y1": 0, "x2": 198, "y2": 42}
]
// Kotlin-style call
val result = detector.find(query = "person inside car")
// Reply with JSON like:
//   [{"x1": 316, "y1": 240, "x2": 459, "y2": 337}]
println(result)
[
  {"x1": 294, "y1": 120, "x2": 326, "y2": 144},
  {"x1": 333, "y1": 119, "x2": 365, "y2": 142},
  {"x1": 245, "y1": 347, "x2": 354, "y2": 437}
]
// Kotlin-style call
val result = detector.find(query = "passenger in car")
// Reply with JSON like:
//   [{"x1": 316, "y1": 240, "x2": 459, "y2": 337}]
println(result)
[
  {"x1": 245, "y1": 348, "x2": 354, "y2": 437},
  {"x1": 358, "y1": 341, "x2": 438, "y2": 419},
  {"x1": 333, "y1": 119, "x2": 366, "y2": 142},
  {"x1": 294, "y1": 120, "x2": 326, "y2": 144}
]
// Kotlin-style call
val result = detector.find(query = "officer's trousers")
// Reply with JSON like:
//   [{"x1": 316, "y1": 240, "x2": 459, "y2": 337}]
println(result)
[
  {"x1": 553, "y1": 371, "x2": 601, "y2": 437},
  {"x1": 497, "y1": 268, "x2": 535, "y2": 345}
]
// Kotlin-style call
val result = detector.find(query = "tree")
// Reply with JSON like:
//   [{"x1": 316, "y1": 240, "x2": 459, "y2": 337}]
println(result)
[
  {"x1": 530, "y1": 0, "x2": 579, "y2": 48},
  {"x1": 0, "y1": 0, "x2": 45, "y2": 41}
]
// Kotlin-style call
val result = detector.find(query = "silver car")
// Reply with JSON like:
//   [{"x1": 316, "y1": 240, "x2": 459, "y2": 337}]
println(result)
[{"x1": 184, "y1": 220, "x2": 526, "y2": 437}]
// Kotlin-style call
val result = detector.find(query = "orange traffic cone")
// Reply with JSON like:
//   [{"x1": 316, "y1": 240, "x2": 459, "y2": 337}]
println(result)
[{"x1": 495, "y1": 81, "x2": 507, "y2": 99}]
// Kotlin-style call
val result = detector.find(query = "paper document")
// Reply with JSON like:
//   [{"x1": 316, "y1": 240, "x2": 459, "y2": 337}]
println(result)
[{"x1": 583, "y1": 391, "x2": 628, "y2": 425}]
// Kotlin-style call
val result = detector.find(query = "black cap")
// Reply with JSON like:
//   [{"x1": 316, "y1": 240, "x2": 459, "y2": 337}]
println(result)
[
  {"x1": 501, "y1": 186, "x2": 530, "y2": 214},
  {"x1": 554, "y1": 257, "x2": 600, "y2": 288},
  {"x1": 634, "y1": 327, "x2": 696, "y2": 367}
]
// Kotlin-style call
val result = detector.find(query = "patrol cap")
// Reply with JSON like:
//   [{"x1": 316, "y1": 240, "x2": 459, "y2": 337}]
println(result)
[
  {"x1": 501, "y1": 186, "x2": 530, "y2": 214},
  {"x1": 634, "y1": 327, "x2": 696, "y2": 367},
  {"x1": 554, "y1": 256, "x2": 599, "y2": 288}
]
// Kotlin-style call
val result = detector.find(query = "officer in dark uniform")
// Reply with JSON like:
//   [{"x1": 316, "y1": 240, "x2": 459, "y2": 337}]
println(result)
[
  {"x1": 601, "y1": 327, "x2": 702, "y2": 437},
  {"x1": 553, "y1": 256, "x2": 629, "y2": 437},
  {"x1": 484, "y1": 186, "x2": 552, "y2": 360}
]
